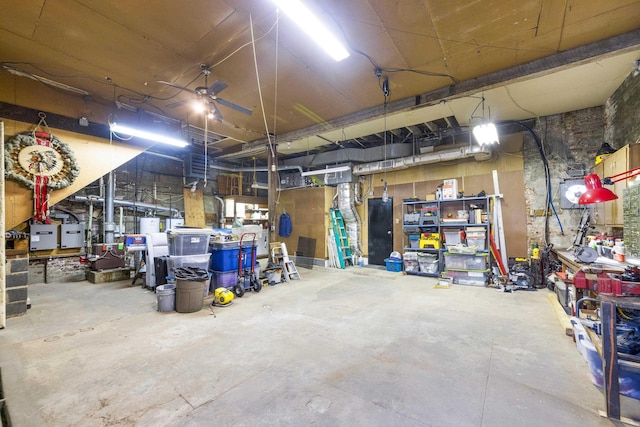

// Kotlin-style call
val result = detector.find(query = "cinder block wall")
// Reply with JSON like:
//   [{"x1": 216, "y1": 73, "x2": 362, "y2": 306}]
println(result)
[{"x1": 6, "y1": 253, "x2": 29, "y2": 317}]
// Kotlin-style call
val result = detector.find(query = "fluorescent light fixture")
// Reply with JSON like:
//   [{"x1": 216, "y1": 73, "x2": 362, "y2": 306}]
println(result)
[
  {"x1": 300, "y1": 165, "x2": 351, "y2": 176},
  {"x1": 272, "y1": 0, "x2": 350, "y2": 61},
  {"x1": 472, "y1": 123, "x2": 499, "y2": 146},
  {"x1": 110, "y1": 123, "x2": 189, "y2": 147}
]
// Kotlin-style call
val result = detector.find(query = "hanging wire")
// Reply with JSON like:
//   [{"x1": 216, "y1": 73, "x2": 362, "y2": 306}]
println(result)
[
  {"x1": 272, "y1": 10, "x2": 279, "y2": 144},
  {"x1": 250, "y1": 13, "x2": 276, "y2": 159}
]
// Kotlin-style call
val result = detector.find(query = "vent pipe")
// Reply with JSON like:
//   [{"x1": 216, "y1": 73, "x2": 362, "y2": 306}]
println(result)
[
  {"x1": 337, "y1": 183, "x2": 363, "y2": 257},
  {"x1": 351, "y1": 145, "x2": 490, "y2": 175}
]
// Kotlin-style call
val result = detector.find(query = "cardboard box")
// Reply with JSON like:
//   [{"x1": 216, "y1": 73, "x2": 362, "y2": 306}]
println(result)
[
  {"x1": 442, "y1": 179, "x2": 458, "y2": 199},
  {"x1": 425, "y1": 194, "x2": 436, "y2": 200}
]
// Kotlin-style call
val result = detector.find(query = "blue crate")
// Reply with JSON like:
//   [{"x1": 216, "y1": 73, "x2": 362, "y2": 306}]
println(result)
[
  {"x1": 210, "y1": 246, "x2": 240, "y2": 272},
  {"x1": 384, "y1": 258, "x2": 403, "y2": 272}
]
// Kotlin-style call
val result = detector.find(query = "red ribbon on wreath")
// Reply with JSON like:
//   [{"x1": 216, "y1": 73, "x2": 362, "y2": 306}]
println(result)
[{"x1": 33, "y1": 131, "x2": 52, "y2": 224}]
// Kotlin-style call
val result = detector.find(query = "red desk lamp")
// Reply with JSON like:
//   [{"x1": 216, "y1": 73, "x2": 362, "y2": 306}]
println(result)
[{"x1": 578, "y1": 168, "x2": 640, "y2": 204}]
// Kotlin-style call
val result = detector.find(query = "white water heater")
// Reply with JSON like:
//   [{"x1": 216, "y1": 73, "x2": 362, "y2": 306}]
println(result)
[{"x1": 140, "y1": 217, "x2": 160, "y2": 234}]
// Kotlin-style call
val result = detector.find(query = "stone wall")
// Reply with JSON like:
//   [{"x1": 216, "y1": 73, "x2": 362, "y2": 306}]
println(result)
[
  {"x1": 605, "y1": 71, "x2": 640, "y2": 149},
  {"x1": 523, "y1": 107, "x2": 604, "y2": 250},
  {"x1": 6, "y1": 251, "x2": 29, "y2": 317}
]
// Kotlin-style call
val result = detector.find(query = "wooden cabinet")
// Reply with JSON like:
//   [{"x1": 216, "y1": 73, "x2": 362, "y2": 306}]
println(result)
[{"x1": 593, "y1": 144, "x2": 640, "y2": 227}]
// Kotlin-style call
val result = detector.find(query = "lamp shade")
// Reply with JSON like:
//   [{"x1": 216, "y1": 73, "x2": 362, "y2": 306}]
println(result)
[{"x1": 578, "y1": 173, "x2": 618, "y2": 204}]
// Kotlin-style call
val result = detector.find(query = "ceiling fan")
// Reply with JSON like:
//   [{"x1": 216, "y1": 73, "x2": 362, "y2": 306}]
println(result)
[{"x1": 158, "y1": 64, "x2": 252, "y2": 121}]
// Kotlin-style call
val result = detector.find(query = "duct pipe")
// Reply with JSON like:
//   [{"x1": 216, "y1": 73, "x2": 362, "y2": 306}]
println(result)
[
  {"x1": 209, "y1": 164, "x2": 303, "y2": 175},
  {"x1": 353, "y1": 179, "x2": 363, "y2": 205},
  {"x1": 214, "y1": 195, "x2": 225, "y2": 228},
  {"x1": 72, "y1": 196, "x2": 181, "y2": 217},
  {"x1": 104, "y1": 172, "x2": 116, "y2": 243},
  {"x1": 352, "y1": 145, "x2": 491, "y2": 175},
  {"x1": 337, "y1": 183, "x2": 363, "y2": 258}
]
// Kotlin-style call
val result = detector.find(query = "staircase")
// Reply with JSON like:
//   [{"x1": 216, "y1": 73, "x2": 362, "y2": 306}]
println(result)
[{"x1": 329, "y1": 209, "x2": 353, "y2": 269}]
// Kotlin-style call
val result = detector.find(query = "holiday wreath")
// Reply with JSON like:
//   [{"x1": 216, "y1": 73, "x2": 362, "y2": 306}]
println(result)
[{"x1": 5, "y1": 131, "x2": 80, "y2": 222}]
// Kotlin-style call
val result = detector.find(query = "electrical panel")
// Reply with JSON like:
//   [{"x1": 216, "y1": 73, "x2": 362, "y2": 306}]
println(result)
[
  {"x1": 60, "y1": 224, "x2": 85, "y2": 249},
  {"x1": 30, "y1": 224, "x2": 59, "y2": 251}
]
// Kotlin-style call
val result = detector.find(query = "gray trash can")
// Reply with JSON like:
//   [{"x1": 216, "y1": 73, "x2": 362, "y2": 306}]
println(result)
[{"x1": 156, "y1": 284, "x2": 176, "y2": 312}]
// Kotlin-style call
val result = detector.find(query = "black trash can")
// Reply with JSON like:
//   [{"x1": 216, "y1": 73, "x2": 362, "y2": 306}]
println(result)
[{"x1": 174, "y1": 267, "x2": 208, "y2": 313}]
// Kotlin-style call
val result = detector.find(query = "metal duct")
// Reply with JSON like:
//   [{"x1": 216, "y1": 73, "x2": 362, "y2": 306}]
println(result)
[
  {"x1": 72, "y1": 196, "x2": 181, "y2": 217},
  {"x1": 337, "y1": 183, "x2": 363, "y2": 258},
  {"x1": 213, "y1": 195, "x2": 225, "y2": 228},
  {"x1": 209, "y1": 164, "x2": 303, "y2": 175},
  {"x1": 352, "y1": 144, "x2": 491, "y2": 175}
]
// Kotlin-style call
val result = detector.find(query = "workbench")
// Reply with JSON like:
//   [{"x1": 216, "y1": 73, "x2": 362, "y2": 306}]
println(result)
[
  {"x1": 555, "y1": 250, "x2": 626, "y2": 276},
  {"x1": 553, "y1": 251, "x2": 640, "y2": 298},
  {"x1": 597, "y1": 294, "x2": 640, "y2": 423}
]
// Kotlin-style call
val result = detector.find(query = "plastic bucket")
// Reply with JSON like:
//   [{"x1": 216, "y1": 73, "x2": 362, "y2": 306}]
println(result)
[{"x1": 156, "y1": 284, "x2": 176, "y2": 312}]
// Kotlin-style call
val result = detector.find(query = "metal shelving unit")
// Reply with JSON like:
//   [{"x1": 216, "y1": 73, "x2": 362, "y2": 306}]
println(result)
[{"x1": 402, "y1": 196, "x2": 491, "y2": 280}]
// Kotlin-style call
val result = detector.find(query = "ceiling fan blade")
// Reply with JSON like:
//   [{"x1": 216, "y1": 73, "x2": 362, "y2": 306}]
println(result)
[
  {"x1": 157, "y1": 80, "x2": 197, "y2": 94},
  {"x1": 166, "y1": 98, "x2": 192, "y2": 109},
  {"x1": 214, "y1": 97, "x2": 253, "y2": 116},
  {"x1": 209, "y1": 102, "x2": 223, "y2": 122},
  {"x1": 207, "y1": 80, "x2": 228, "y2": 96}
]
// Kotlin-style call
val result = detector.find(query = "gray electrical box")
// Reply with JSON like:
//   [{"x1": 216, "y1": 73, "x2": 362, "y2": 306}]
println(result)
[
  {"x1": 30, "y1": 224, "x2": 59, "y2": 250},
  {"x1": 60, "y1": 223, "x2": 85, "y2": 249}
]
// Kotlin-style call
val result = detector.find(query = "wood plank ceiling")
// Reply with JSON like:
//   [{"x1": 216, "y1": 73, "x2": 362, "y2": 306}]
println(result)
[{"x1": 0, "y1": 0, "x2": 639, "y2": 165}]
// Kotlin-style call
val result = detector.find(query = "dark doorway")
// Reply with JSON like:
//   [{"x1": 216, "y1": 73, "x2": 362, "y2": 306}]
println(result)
[{"x1": 368, "y1": 198, "x2": 393, "y2": 265}]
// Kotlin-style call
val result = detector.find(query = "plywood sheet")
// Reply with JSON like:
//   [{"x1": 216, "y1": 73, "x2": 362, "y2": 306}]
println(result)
[{"x1": 183, "y1": 188, "x2": 206, "y2": 228}]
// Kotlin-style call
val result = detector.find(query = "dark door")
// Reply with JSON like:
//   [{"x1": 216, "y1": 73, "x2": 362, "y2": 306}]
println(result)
[{"x1": 368, "y1": 198, "x2": 393, "y2": 265}]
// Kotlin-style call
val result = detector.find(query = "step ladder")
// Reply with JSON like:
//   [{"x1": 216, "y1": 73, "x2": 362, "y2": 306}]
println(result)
[
  {"x1": 329, "y1": 209, "x2": 353, "y2": 269},
  {"x1": 270, "y1": 242, "x2": 301, "y2": 282}
]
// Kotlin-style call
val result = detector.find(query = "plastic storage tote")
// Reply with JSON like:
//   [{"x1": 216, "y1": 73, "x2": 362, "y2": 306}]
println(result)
[
  {"x1": 167, "y1": 230, "x2": 211, "y2": 256},
  {"x1": 403, "y1": 252, "x2": 419, "y2": 273},
  {"x1": 166, "y1": 253, "x2": 211, "y2": 275},
  {"x1": 210, "y1": 245, "x2": 241, "y2": 272}
]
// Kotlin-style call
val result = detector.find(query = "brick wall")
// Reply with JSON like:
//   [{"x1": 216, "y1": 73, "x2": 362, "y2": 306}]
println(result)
[
  {"x1": 605, "y1": 72, "x2": 640, "y2": 148},
  {"x1": 6, "y1": 251, "x2": 29, "y2": 317},
  {"x1": 524, "y1": 107, "x2": 604, "y2": 250},
  {"x1": 45, "y1": 257, "x2": 87, "y2": 283}
]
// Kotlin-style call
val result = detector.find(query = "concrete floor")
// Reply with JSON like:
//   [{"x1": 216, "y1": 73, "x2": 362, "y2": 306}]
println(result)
[{"x1": 0, "y1": 265, "x2": 633, "y2": 426}]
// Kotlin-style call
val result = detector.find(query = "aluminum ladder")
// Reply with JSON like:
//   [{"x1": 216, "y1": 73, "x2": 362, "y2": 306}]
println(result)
[{"x1": 271, "y1": 242, "x2": 300, "y2": 281}]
